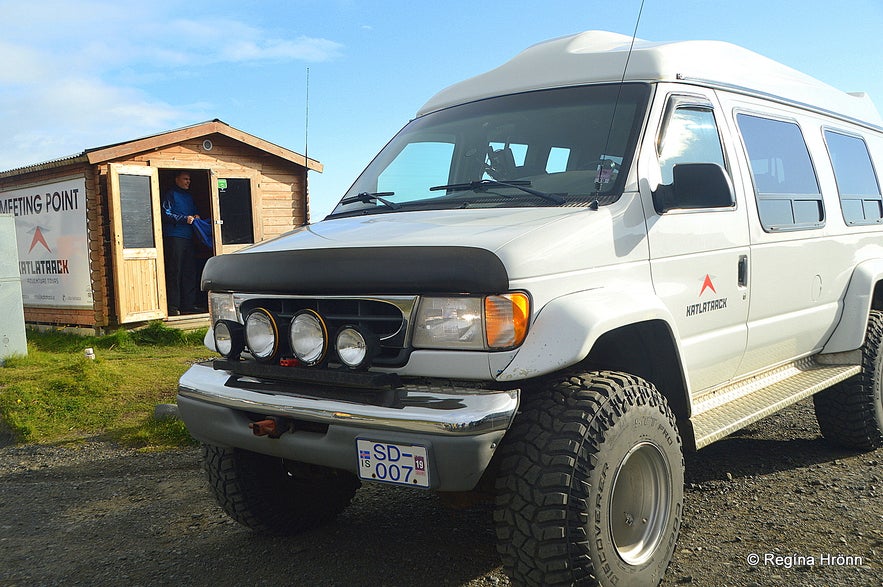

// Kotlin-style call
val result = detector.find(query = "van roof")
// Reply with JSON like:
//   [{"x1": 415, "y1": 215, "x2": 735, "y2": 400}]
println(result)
[{"x1": 418, "y1": 30, "x2": 882, "y2": 128}]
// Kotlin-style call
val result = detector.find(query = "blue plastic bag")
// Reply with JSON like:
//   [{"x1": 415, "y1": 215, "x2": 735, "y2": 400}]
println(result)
[{"x1": 192, "y1": 217, "x2": 213, "y2": 250}]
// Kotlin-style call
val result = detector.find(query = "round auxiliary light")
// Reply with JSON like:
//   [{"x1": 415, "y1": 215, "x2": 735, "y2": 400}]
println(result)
[
  {"x1": 289, "y1": 310, "x2": 328, "y2": 366},
  {"x1": 244, "y1": 308, "x2": 279, "y2": 362},
  {"x1": 214, "y1": 321, "x2": 234, "y2": 356},
  {"x1": 213, "y1": 319, "x2": 244, "y2": 359},
  {"x1": 335, "y1": 326, "x2": 370, "y2": 369}
]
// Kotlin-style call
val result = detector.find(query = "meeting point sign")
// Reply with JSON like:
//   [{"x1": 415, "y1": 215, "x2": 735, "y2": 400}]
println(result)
[{"x1": 0, "y1": 177, "x2": 92, "y2": 309}]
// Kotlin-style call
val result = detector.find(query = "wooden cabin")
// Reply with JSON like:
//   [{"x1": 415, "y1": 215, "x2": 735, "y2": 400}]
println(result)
[{"x1": 0, "y1": 120, "x2": 321, "y2": 330}]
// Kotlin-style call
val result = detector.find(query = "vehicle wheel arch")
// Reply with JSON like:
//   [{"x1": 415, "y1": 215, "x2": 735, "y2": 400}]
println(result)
[
  {"x1": 508, "y1": 319, "x2": 693, "y2": 452},
  {"x1": 824, "y1": 259, "x2": 883, "y2": 353},
  {"x1": 583, "y1": 319, "x2": 690, "y2": 423}
]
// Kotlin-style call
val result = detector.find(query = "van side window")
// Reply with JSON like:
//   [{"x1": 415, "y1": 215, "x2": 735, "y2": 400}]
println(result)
[
  {"x1": 658, "y1": 106, "x2": 726, "y2": 185},
  {"x1": 823, "y1": 130, "x2": 882, "y2": 225},
  {"x1": 737, "y1": 114, "x2": 823, "y2": 231}
]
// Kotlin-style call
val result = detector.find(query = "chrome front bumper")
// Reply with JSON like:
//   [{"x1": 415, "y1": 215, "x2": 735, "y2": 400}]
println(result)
[
  {"x1": 176, "y1": 362, "x2": 521, "y2": 490},
  {"x1": 178, "y1": 362, "x2": 519, "y2": 436}
]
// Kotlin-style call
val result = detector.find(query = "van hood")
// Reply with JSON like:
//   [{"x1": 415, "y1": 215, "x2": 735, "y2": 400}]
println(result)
[
  {"x1": 245, "y1": 208, "x2": 577, "y2": 254},
  {"x1": 202, "y1": 202, "x2": 646, "y2": 295}
]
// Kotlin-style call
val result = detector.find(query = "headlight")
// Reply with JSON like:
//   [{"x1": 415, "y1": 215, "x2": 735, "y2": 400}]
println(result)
[
  {"x1": 244, "y1": 308, "x2": 280, "y2": 362},
  {"x1": 412, "y1": 297, "x2": 484, "y2": 349},
  {"x1": 413, "y1": 293, "x2": 530, "y2": 350},
  {"x1": 289, "y1": 310, "x2": 328, "y2": 366},
  {"x1": 209, "y1": 292, "x2": 237, "y2": 324}
]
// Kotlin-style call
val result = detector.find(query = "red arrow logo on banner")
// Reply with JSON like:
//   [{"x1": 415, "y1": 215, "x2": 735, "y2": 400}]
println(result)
[{"x1": 28, "y1": 226, "x2": 52, "y2": 253}]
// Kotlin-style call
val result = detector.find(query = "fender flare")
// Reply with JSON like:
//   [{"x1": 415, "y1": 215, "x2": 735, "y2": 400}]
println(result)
[
  {"x1": 822, "y1": 258, "x2": 883, "y2": 354},
  {"x1": 496, "y1": 287, "x2": 686, "y2": 382}
]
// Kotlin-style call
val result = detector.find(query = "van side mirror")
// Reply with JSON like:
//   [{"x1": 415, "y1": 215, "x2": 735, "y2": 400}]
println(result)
[{"x1": 653, "y1": 163, "x2": 736, "y2": 214}]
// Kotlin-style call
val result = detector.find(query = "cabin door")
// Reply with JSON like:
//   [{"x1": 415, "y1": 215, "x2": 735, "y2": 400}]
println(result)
[{"x1": 107, "y1": 163, "x2": 167, "y2": 323}]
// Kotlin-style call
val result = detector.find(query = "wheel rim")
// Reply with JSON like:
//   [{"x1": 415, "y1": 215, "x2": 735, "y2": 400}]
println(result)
[{"x1": 609, "y1": 441, "x2": 672, "y2": 566}]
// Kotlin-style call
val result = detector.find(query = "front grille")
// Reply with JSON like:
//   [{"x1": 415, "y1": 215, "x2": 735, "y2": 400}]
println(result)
[{"x1": 235, "y1": 295, "x2": 417, "y2": 366}]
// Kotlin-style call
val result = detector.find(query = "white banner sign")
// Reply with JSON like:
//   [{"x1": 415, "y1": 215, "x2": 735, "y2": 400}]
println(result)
[{"x1": 0, "y1": 177, "x2": 93, "y2": 309}]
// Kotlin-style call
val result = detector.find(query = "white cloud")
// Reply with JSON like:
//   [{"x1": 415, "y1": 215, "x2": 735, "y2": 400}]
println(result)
[
  {"x1": 58, "y1": 17, "x2": 345, "y2": 70},
  {"x1": 0, "y1": 42, "x2": 55, "y2": 84},
  {"x1": 0, "y1": 2, "x2": 344, "y2": 170},
  {"x1": 0, "y1": 76, "x2": 205, "y2": 170},
  {"x1": 218, "y1": 37, "x2": 345, "y2": 63}
]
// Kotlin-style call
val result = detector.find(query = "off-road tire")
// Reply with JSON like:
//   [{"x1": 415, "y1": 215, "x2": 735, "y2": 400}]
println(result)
[
  {"x1": 494, "y1": 371, "x2": 684, "y2": 587},
  {"x1": 813, "y1": 310, "x2": 883, "y2": 450},
  {"x1": 202, "y1": 444, "x2": 360, "y2": 535}
]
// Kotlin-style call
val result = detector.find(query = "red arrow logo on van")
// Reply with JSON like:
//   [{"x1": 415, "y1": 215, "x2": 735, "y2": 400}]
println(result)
[{"x1": 699, "y1": 274, "x2": 717, "y2": 296}]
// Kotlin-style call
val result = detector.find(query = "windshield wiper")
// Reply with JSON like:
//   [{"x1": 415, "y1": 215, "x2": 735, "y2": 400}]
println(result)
[
  {"x1": 429, "y1": 179, "x2": 566, "y2": 205},
  {"x1": 339, "y1": 191, "x2": 401, "y2": 210}
]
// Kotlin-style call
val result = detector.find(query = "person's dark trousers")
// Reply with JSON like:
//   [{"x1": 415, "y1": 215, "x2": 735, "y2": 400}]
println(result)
[{"x1": 164, "y1": 236, "x2": 196, "y2": 313}]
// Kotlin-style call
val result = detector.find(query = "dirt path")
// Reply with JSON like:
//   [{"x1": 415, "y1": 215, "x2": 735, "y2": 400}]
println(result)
[{"x1": 1, "y1": 399, "x2": 881, "y2": 586}]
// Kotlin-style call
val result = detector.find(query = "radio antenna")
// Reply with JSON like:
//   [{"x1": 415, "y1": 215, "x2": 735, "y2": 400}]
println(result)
[
  {"x1": 620, "y1": 0, "x2": 645, "y2": 87},
  {"x1": 595, "y1": 0, "x2": 646, "y2": 194},
  {"x1": 304, "y1": 66, "x2": 311, "y2": 223}
]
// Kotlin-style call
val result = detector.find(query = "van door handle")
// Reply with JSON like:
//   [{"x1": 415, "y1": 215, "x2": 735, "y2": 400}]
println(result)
[{"x1": 738, "y1": 255, "x2": 748, "y2": 287}]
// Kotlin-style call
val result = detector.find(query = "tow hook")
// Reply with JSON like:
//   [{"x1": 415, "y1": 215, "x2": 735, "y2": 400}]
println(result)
[{"x1": 248, "y1": 417, "x2": 290, "y2": 439}]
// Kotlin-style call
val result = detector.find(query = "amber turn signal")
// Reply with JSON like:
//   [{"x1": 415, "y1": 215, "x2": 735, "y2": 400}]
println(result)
[{"x1": 485, "y1": 293, "x2": 530, "y2": 349}]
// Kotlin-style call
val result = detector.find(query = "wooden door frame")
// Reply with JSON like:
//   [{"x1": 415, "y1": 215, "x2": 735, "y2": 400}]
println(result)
[
  {"x1": 150, "y1": 161, "x2": 219, "y2": 251},
  {"x1": 147, "y1": 162, "x2": 262, "y2": 254},
  {"x1": 107, "y1": 163, "x2": 167, "y2": 323}
]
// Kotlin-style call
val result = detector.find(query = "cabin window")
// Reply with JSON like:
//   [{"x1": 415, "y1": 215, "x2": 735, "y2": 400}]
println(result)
[
  {"x1": 218, "y1": 178, "x2": 254, "y2": 245},
  {"x1": 823, "y1": 130, "x2": 882, "y2": 225},
  {"x1": 737, "y1": 114, "x2": 824, "y2": 231},
  {"x1": 118, "y1": 173, "x2": 155, "y2": 249}
]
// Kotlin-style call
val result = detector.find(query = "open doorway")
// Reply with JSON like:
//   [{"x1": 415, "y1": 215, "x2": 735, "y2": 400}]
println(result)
[{"x1": 158, "y1": 168, "x2": 213, "y2": 314}]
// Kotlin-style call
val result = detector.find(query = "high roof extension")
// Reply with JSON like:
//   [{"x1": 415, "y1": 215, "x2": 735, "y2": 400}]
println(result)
[{"x1": 418, "y1": 30, "x2": 882, "y2": 129}]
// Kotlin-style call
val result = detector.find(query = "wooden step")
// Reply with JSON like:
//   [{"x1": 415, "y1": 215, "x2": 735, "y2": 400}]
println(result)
[
  {"x1": 689, "y1": 357, "x2": 860, "y2": 449},
  {"x1": 164, "y1": 312, "x2": 210, "y2": 330}
]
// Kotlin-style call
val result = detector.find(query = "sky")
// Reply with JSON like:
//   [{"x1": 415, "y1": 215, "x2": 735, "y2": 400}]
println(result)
[{"x1": 2, "y1": 0, "x2": 882, "y2": 219}]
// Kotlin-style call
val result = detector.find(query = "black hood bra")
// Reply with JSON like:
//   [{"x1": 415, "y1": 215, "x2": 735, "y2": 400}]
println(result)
[{"x1": 201, "y1": 246, "x2": 510, "y2": 295}]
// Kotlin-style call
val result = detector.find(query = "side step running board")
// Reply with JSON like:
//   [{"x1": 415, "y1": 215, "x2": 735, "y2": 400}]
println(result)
[{"x1": 689, "y1": 357, "x2": 861, "y2": 450}]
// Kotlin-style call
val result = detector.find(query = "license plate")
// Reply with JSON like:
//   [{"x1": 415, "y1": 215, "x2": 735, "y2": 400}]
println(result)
[{"x1": 356, "y1": 439, "x2": 429, "y2": 487}]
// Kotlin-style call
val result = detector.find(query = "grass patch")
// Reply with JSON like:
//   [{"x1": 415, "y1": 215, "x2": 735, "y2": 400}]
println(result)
[{"x1": 0, "y1": 322, "x2": 210, "y2": 449}]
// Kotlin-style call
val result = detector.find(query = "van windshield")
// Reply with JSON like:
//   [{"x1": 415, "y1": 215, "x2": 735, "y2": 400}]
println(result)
[{"x1": 328, "y1": 83, "x2": 650, "y2": 218}]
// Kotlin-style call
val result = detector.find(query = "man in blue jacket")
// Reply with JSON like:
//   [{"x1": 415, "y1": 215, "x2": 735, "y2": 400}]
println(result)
[{"x1": 162, "y1": 171, "x2": 201, "y2": 315}]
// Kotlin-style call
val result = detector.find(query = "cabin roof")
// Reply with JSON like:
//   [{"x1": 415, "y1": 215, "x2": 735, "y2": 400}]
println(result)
[{"x1": 0, "y1": 119, "x2": 322, "y2": 178}]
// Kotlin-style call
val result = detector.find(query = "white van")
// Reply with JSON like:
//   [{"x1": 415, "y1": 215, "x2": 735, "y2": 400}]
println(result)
[{"x1": 178, "y1": 31, "x2": 883, "y2": 586}]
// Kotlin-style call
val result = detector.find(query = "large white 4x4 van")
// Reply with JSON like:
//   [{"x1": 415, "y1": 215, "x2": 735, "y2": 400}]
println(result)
[{"x1": 178, "y1": 31, "x2": 883, "y2": 586}]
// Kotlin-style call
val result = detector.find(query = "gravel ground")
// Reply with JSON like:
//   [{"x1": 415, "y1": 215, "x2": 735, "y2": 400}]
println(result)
[{"x1": 1, "y1": 398, "x2": 882, "y2": 587}]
